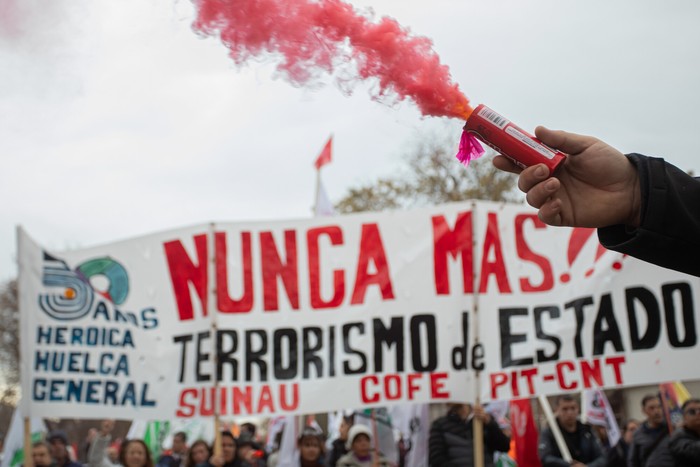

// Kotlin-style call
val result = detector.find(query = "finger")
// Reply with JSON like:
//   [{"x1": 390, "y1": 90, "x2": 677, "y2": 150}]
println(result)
[
  {"x1": 526, "y1": 178, "x2": 560, "y2": 209},
  {"x1": 518, "y1": 164, "x2": 550, "y2": 193},
  {"x1": 492, "y1": 155, "x2": 522, "y2": 174},
  {"x1": 535, "y1": 126, "x2": 596, "y2": 155},
  {"x1": 538, "y1": 198, "x2": 563, "y2": 227}
]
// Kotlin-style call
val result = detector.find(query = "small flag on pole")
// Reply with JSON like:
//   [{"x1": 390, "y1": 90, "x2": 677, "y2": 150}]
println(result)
[
  {"x1": 660, "y1": 381, "x2": 691, "y2": 427},
  {"x1": 314, "y1": 136, "x2": 332, "y2": 170},
  {"x1": 583, "y1": 389, "x2": 621, "y2": 447},
  {"x1": 313, "y1": 135, "x2": 335, "y2": 217}
]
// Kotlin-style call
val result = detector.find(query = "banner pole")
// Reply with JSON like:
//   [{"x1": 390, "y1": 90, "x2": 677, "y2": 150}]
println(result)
[
  {"x1": 471, "y1": 201, "x2": 484, "y2": 467},
  {"x1": 538, "y1": 395, "x2": 572, "y2": 462},
  {"x1": 658, "y1": 384, "x2": 675, "y2": 434},
  {"x1": 313, "y1": 168, "x2": 320, "y2": 215},
  {"x1": 24, "y1": 416, "x2": 33, "y2": 467},
  {"x1": 209, "y1": 223, "x2": 223, "y2": 456},
  {"x1": 18, "y1": 226, "x2": 33, "y2": 467}
]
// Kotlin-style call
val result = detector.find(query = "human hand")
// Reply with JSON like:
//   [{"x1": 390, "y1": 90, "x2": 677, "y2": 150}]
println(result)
[
  {"x1": 208, "y1": 454, "x2": 224, "y2": 467},
  {"x1": 493, "y1": 127, "x2": 641, "y2": 228},
  {"x1": 472, "y1": 404, "x2": 491, "y2": 423}
]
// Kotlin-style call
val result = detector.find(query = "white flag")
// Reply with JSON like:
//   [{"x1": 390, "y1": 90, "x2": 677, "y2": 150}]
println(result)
[
  {"x1": 314, "y1": 178, "x2": 336, "y2": 217},
  {"x1": 389, "y1": 403, "x2": 429, "y2": 467},
  {"x1": 276, "y1": 416, "x2": 298, "y2": 467},
  {"x1": 266, "y1": 416, "x2": 287, "y2": 453},
  {"x1": 583, "y1": 389, "x2": 621, "y2": 447}
]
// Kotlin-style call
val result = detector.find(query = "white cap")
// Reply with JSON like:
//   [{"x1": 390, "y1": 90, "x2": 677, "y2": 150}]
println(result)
[{"x1": 346, "y1": 424, "x2": 372, "y2": 450}]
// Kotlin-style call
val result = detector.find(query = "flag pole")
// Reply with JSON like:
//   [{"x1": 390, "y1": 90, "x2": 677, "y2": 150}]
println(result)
[
  {"x1": 659, "y1": 383, "x2": 675, "y2": 434},
  {"x1": 24, "y1": 416, "x2": 33, "y2": 467},
  {"x1": 313, "y1": 168, "x2": 320, "y2": 216},
  {"x1": 19, "y1": 228, "x2": 33, "y2": 467},
  {"x1": 471, "y1": 201, "x2": 484, "y2": 467},
  {"x1": 209, "y1": 222, "x2": 223, "y2": 456},
  {"x1": 370, "y1": 409, "x2": 380, "y2": 465}
]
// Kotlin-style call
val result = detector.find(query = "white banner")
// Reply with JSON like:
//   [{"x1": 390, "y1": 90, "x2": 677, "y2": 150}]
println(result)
[
  {"x1": 18, "y1": 201, "x2": 700, "y2": 419},
  {"x1": 479, "y1": 203, "x2": 700, "y2": 402}
]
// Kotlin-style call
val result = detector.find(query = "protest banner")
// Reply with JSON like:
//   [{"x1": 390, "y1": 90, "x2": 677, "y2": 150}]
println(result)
[
  {"x1": 479, "y1": 204, "x2": 700, "y2": 402},
  {"x1": 18, "y1": 201, "x2": 700, "y2": 419}
]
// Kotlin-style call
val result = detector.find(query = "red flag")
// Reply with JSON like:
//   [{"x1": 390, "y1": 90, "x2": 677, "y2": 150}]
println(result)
[
  {"x1": 314, "y1": 136, "x2": 332, "y2": 169},
  {"x1": 510, "y1": 399, "x2": 541, "y2": 467}
]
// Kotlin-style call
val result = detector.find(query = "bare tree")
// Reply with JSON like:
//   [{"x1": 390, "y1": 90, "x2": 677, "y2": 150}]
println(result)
[
  {"x1": 336, "y1": 132, "x2": 520, "y2": 213},
  {"x1": 0, "y1": 280, "x2": 19, "y2": 405}
]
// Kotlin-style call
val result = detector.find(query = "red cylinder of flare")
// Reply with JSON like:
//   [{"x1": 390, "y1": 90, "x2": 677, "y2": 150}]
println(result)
[{"x1": 463, "y1": 104, "x2": 565, "y2": 174}]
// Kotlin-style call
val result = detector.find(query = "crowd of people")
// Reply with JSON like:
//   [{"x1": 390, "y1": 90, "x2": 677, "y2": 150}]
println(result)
[
  {"x1": 535, "y1": 395, "x2": 700, "y2": 467},
  {"x1": 26, "y1": 416, "x2": 394, "y2": 467},
  {"x1": 21, "y1": 394, "x2": 700, "y2": 467}
]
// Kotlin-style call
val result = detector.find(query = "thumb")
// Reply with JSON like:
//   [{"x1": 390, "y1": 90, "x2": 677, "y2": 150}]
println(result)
[{"x1": 535, "y1": 126, "x2": 596, "y2": 155}]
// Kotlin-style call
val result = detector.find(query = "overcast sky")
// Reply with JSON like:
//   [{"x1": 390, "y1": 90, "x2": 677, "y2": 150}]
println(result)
[{"x1": 2, "y1": 0, "x2": 700, "y2": 280}]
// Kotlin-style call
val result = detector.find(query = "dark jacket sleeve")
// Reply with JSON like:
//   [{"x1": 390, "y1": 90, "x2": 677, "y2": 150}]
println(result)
[
  {"x1": 538, "y1": 428, "x2": 570, "y2": 467},
  {"x1": 598, "y1": 154, "x2": 700, "y2": 276},
  {"x1": 627, "y1": 431, "x2": 641, "y2": 467},
  {"x1": 484, "y1": 418, "x2": 511, "y2": 454},
  {"x1": 583, "y1": 428, "x2": 606, "y2": 467},
  {"x1": 326, "y1": 440, "x2": 344, "y2": 467},
  {"x1": 669, "y1": 429, "x2": 700, "y2": 464},
  {"x1": 428, "y1": 419, "x2": 448, "y2": 467}
]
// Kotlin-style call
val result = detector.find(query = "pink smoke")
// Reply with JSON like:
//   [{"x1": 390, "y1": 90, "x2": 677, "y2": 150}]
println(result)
[
  {"x1": 0, "y1": 0, "x2": 22, "y2": 40},
  {"x1": 193, "y1": 0, "x2": 472, "y2": 119}
]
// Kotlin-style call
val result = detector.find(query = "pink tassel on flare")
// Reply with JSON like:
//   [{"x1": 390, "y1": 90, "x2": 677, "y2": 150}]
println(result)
[{"x1": 455, "y1": 130, "x2": 485, "y2": 166}]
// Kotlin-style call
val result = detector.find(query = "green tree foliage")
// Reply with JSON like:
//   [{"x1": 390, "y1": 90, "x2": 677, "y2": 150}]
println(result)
[{"x1": 335, "y1": 132, "x2": 521, "y2": 213}]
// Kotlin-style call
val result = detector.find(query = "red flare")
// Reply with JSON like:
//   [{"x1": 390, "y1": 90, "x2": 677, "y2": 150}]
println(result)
[{"x1": 193, "y1": 0, "x2": 472, "y2": 119}]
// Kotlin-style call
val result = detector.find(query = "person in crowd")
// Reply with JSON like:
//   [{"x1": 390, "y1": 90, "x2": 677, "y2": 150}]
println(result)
[
  {"x1": 88, "y1": 420, "x2": 118, "y2": 467},
  {"x1": 336, "y1": 425, "x2": 390, "y2": 467},
  {"x1": 628, "y1": 394, "x2": 673, "y2": 467},
  {"x1": 158, "y1": 432, "x2": 188, "y2": 467},
  {"x1": 327, "y1": 416, "x2": 353, "y2": 467},
  {"x1": 107, "y1": 446, "x2": 121, "y2": 466},
  {"x1": 669, "y1": 398, "x2": 700, "y2": 466},
  {"x1": 297, "y1": 427, "x2": 326, "y2": 467},
  {"x1": 239, "y1": 425, "x2": 257, "y2": 440},
  {"x1": 119, "y1": 440, "x2": 154, "y2": 467},
  {"x1": 606, "y1": 419, "x2": 638, "y2": 467},
  {"x1": 592, "y1": 425, "x2": 610, "y2": 454},
  {"x1": 32, "y1": 441, "x2": 55, "y2": 467},
  {"x1": 208, "y1": 432, "x2": 240, "y2": 467},
  {"x1": 539, "y1": 395, "x2": 605, "y2": 467},
  {"x1": 185, "y1": 440, "x2": 211, "y2": 467},
  {"x1": 492, "y1": 126, "x2": 700, "y2": 276},
  {"x1": 239, "y1": 424, "x2": 266, "y2": 459},
  {"x1": 89, "y1": 420, "x2": 154, "y2": 467},
  {"x1": 48, "y1": 431, "x2": 82, "y2": 467},
  {"x1": 236, "y1": 434, "x2": 265, "y2": 467},
  {"x1": 429, "y1": 403, "x2": 510, "y2": 467},
  {"x1": 80, "y1": 428, "x2": 98, "y2": 464}
]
